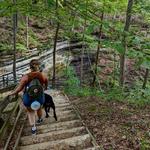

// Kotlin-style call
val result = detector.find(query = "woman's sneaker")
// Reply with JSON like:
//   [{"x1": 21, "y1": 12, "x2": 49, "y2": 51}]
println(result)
[
  {"x1": 31, "y1": 126, "x2": 37, "y2": 135},
  {"x1": 36, "y1": 118, "x2": 43, "y2": 125}
]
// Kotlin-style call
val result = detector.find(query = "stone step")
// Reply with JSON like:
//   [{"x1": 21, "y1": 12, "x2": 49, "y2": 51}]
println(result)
[
  {"x1": 53, "y1": 99, "x2": 69, "y2": 103},
  {"x1": 41, "y1": 113, "x2": 78, "y2": 125},
  {"x1": 54, "y1": 103, "x2": 70, "y2": 107},
  {"x1": 25, "y1": 109, "x2": 75, "y2": 122},
  {"x1": 20, "y1": 126, "x2": 86, "y2": 146},
  {"x1": 25, "y1": 113, "x2": 78, "y2": 127},
  {"x1": 53, "y1": 97, "x2": 68, "y2": 100},
  {"x1": 54, "y1": 102, "x2": 70, "y2": 105},
  {"x1": 55, "y1": 105, "x2": 73, "y2": 111},
  {"x1": 23, "y1": 119, "x2": 82, "y2": 136},
  {"x1": 53, "y1": 101, "x2": 70, "y2": 105},
  {"x1": 42, "y1": 109, "x2": 74, "y2": 117},
  {"x1": 16, "y1": 90, "x2": 99, "y2": 150},
  {"x1": 42, "y1": 109, "x2": 74, "y2": 118},
  {"x1": 19, "y1": 134, "x2": 92, "y2": 150},
  {"x1": 84, "y1": 147, "x2": 100, "y2": 150},
  {"x1": 53, "y1": 96, "x2": 66, "y2": 100},
  {"x1": 83, "y1": 146, "x2": 103, "y2": 150},
  {"x1": 48, "y1": 105, "x2": 73, "y2": 113},
  {"x1": 43, "y1": 109, "x2": 74, "y2": 118},
  {"x1": 53, "y1": 109, "x2": 74, "y2": 115}
]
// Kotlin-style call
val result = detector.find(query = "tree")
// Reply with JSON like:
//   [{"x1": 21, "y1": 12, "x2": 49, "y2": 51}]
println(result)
[
  {"x1": 52, "y1": 0, "x2": 60, "y2": 87},
  {"x1": 92, "y1": 7, "x2": 104, "y2": 87},
  {"x1": 12, "y1": 0, "x2": 17, "y2": 83},
  {"x1": 26, "y1": 16, "x2": 29, "y2": 50},
  {"x1": 120, "y1": 0, "x2": 134, "y2": 86},
  {"x1": 80, "y1": 0, "x2": 88, "y2": 86}
]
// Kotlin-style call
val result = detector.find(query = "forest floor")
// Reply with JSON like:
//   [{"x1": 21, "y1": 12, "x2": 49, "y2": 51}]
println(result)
[{"x1": 69, "y1": 96, "x2": 150, "y2": 150}]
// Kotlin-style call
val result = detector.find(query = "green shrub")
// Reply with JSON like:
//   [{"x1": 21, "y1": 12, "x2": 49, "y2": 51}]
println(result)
[
  {"x1": 127, "y1": 85, "x2": 150, "y2": 107},
  {"x1": 102, "y1": 85, "x2": 125, "y2": 102},
  {"x1": 64, "y1": 67, "x2": 80, "y2": 95},
  {"x1": 0, "y1": 43, "x2": 12, "y2": 52},
  {"x1": 64, "y1": 67, "x2": 103, "y2": 97},
  {"x1": 64, "y1": 67, "x2": 150, "y2": 107},
  {"x1": 16, "y1": 43, "x2": 27, "y2": 52}
]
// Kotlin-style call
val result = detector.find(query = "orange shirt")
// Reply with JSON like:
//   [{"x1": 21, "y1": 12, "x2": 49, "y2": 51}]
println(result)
[
  {"x1": 14, "y1": 71, "x2": 48, "y2": 94},
  {"x1": 26, "y1": 72, "x2": 48, "y2": 85}
]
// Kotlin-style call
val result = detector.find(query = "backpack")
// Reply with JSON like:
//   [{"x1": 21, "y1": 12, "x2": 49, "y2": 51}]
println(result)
[{"x1": 26, "y1": 77, "x2": 44, "y2": 99}]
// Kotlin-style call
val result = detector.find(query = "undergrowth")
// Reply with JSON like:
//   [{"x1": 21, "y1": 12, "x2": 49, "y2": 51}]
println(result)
[
  {"x1": 126, "y1": 81, "x2": 150, "y2": 107},
  {"x1": 64, "y1": 67, "x2": 150, "y2": 107},
  {"x1": 64, "y1": 67, "x2": 102, "y2": 97}
]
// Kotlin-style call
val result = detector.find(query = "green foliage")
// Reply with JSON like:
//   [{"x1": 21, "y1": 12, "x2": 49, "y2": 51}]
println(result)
[
  {"x1": 77, "y1": 87, "x2": 103, "y2": 97},
  {"x1": 127, "y1": 81, "x2": 150, "y2": 107},
  {"x1": 102, "y1": 39, "x2": 124, "y2": 54},
  {"x1": 64, "y1": 65, "x2": 150, "y2": 107},
  {"x1": 134, "y1": 0, "x2": 150, "y2": 23},
  {"x1": 102, "y1": 85, "x2": 125, "y2": 102},
  {"x1": 16, "y1": 43, "x2": 26, "y2": 52},
  {"x1": 140, "y1": 138, "x2": 150, "y2": 150},
  {"x1": 1, "y1": 0, "x2": 150, "y2": 110},
  {"x1": 64, "y1": 67, "x2": 102, "y2": 97},
  {"x1": 64, "y1": 67, "x2": 80, "y2": 95},
  {"x1": 0, "y1": 43, "x2": 12, "y2": 52}
]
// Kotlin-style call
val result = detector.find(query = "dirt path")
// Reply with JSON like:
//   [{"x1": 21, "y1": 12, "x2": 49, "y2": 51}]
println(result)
[{"x1": 69, "y1": 96, "x2": 150, "y2": 150}]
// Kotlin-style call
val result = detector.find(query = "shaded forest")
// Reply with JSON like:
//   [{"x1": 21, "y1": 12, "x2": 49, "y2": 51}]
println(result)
[{"x1": 0, "y1": 0, "x2": 150, "y2": 149}]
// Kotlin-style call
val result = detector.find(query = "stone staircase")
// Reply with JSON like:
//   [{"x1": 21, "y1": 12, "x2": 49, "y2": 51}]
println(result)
[{"x1": 17, "y1": 90, "x2": 100, "y2": 150}]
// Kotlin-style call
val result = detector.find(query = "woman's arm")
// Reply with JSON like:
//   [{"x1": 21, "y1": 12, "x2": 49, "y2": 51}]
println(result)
[{"x1": 10, "y1": 75, "x2": 28, "y2": 95}]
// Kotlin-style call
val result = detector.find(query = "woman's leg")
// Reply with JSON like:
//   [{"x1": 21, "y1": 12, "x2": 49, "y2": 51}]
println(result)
[
  {"x1": 23, "y1": 93, "x2": 39, "y2": 134},
  {"x1": 23, "y1": 93, "x2": 36, "y2": 126},
  {"x1": 26, "y1": 107, "x2": 37, "y2": 134},
  {"x1": 37, "y1": 108, "x2": 42, "y2": 119},
  {"x1": 37, "y1": 93, "x2": 45, "y2": 119},
  {"x1": 26, "y1": 107, "x2": 36, "y2": 126}
]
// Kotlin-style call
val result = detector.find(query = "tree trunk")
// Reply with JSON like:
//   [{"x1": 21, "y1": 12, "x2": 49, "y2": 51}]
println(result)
[
  {"x1": 80, "y1": 0, "x2": 88, "y2": 86},
  {"x1": 120, "y1": 0, "x2": 134, "y2": 86},
  {"x1": 80, "y1": 24, "x2": 85, "y2": 86},
  {"x1": 13, "y1": 0, "x2": 17, "y2": 83},
  {"x1": 52, "y1": 0, "x2": 59, "y2": 87},
  {"x1": 92, "y1": 11, "x2": 104, "y2": 87},
  {"x1": 52, "y1": 22, "x2": 60, "y2": 84},
  {"x1": 26, "y1": 16, "x2": 29, "y2": 50},
  {"x1": 142, "y1": 69, "x2": 149, "y2": 89}
]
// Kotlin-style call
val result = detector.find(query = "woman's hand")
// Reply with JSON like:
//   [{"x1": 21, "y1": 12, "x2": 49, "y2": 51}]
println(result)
[{"x1": 8, "y1": 91, "x2": 16, "y2": 97}]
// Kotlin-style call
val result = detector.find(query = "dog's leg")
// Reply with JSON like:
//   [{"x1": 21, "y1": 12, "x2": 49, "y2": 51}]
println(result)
[
  {"x1": 53, "y1": 106, "x2": 57, "y2": 121},
  {"x1": 48, "y1": 107, "x2": 50, "y2": 113},
  {"x1": 45, "y1": 107, "x2": 49, "y2": 118}
]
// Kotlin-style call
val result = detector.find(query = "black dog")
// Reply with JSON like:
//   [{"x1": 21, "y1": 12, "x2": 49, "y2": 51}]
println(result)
[{"x1": 43, "y1": 93, "x2": 57, "y2": 121}]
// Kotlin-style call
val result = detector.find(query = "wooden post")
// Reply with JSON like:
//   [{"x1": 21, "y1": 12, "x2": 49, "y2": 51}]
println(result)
[
  {"x1": 2, "y1": 75, "x2": 5, "y2": 87},
  {"x1": 6, "y1": 75, "x2": 8, "y2": 86}
]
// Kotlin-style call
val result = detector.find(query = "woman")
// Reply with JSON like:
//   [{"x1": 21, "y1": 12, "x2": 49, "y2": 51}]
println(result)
[{"x1": 9, "y1": 59, "x2": 48, "y2": 134}]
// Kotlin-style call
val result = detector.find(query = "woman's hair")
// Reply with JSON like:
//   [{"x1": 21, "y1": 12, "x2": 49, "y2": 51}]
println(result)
[{"x1": 29, "y1": 59, "x2": 40, "y2": 71}]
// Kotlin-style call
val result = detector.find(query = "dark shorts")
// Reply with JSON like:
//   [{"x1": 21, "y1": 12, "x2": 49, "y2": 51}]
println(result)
[{"x1": 23, "y1": 93, "x2": 45, "y2": 107}]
